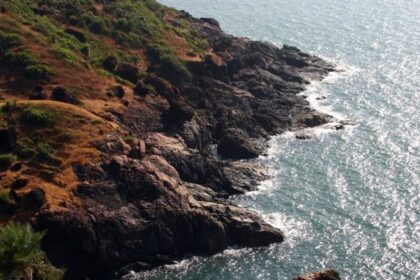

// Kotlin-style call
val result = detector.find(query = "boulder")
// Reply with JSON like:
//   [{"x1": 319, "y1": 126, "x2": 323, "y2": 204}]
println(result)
[
  {"x1": 297, "y1": 112, "x2": 330, "y2": 127},
  {"x1": 217, "y1": 128, "x2": 265, "y2": 159},
  {"x1": 293, "y1": 269, "x2": 340, "y2": 280}
]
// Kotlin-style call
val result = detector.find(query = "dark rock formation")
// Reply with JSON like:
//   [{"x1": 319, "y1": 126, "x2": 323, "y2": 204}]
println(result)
[
  {"x1": 293, "y1": 269, "x2": 341, "y2": 280},
  {"x1": 33, "y1": 12, "x2": 335, "y2": 280},
  {"x1": 218, "y1": 128, "x2": 266, "y2": 159}
]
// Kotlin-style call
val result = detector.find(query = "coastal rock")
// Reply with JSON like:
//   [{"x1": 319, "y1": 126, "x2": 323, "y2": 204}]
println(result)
[
  {"x1": 35, "y1": 154, "x2": 284, "y2": 279},
  {"x1": 217, "y1": 128, "x2": 266, "y2": 159},
  {"x1": 13, "y1": 8, "x2": 335, "y2": 280},
  {"x1": 293, "y1": 269, "x2": 340, "y2": 280}
]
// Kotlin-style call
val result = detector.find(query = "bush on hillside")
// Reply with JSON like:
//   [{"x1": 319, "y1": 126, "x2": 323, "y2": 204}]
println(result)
[
  {"x1": 21, "y1": 106, "x2": 55, "y2": 126},
  {"x1": 0, "y1": 223, "x2": 64, "y2": 280}
]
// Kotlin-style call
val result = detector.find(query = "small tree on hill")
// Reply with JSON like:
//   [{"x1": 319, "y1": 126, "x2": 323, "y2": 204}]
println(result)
[{"x1": 0, "y1": 223, "x2": 64, "y2": 280}]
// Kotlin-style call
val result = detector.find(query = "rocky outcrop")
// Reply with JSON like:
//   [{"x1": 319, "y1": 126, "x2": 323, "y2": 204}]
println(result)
[
  {"x1": 293, "y1": 269, "x2": 341, "y2": 280},
  {"x1": 33, "y1": 11, "x2": 335, "y2": 280},
  {"x1": 36, "y1": 152, "x2": 283, "y2": 279}
]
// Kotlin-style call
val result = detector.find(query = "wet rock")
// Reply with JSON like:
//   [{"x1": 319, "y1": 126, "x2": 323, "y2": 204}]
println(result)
[
  {"x1": 293, "y1": 269, "x2": 340, "y2": 280},
  {"x1": 297, "y1": 112, "x2": 330, "y2": 127},
  {"x1": 222, "y1": 161, "x2": 270, "y2": 194},
  {"x1": 295, "y1": 132, "x2": 313, "y2": 140},
  {"x1": 116, "y1": 63, "x2": 140, "y2": 84}
]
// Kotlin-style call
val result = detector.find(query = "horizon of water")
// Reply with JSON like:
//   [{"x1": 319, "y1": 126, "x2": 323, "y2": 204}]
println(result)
[{"x1": 128, "y1": 0, "x2": 420, "y2": 279}]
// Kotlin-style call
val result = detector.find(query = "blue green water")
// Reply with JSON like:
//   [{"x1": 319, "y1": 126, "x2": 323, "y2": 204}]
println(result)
[{"x1": 132, "y1": 1, "x2": 420, "y2": 279}]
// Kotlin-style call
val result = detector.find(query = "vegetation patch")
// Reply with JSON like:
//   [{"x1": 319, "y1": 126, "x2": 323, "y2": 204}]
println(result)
[
  {"x1": 0, "y1": 31, "x2": 51, "y2": 80},
  {"x1": 21, "y1": 106, "x2": 55, "y2": 126},
  {"x1": 0, "y1": 223, "x2": 64, "y2": 280}
]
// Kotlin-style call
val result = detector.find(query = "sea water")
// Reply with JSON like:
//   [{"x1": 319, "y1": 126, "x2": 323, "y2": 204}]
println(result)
[{"x1": 129, "y1": 0, "x2": 420, "y2": 279}]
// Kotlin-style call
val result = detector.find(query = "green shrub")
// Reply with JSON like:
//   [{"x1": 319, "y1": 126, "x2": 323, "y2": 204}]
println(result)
[
  {"x1": 114, "y1": 18, "x2": 134, "y2": 32},
  {"x1": 15, "y1": 137, "x2": 36, "y2": 159},
  {"x1": 0, "y1": 190, "x2": 11, "y2": 206},
  {"x1": 3, "y1": 48, "x2": 37, "y2": 66},
  {"x1": 0, "y1": 32, "x2": 21, "y2": 55},
  {"x1": 0, "y1": 99, "x2": 18, "y2": 113},
  {"x1": 52, "y1": 45, "x2": 81, "y2": 65},
  {"x1": 147, "y1": 44, "x2": 192, "y2": 84},
  {"x1": 36, "y1": 142, "x2": 53, "y2": 160},
  {"x1": 0, "y1": 153, "x2": 17, "y2": 168},
  {"x1": 80, "y1": 44, "x2": 90, "y2": 57},
  {"x1": 80, "y1": 12, "x2": 108, "y2": 34},
  {"x1": 21, "y1": 106, "x2": 55, "y2": 126},
  {"x1": 0, "y1": 223, "x2": 64, "y2": 280},
  {"x1": 24, "y1": 64, "x2": 52, "y2": 80}
]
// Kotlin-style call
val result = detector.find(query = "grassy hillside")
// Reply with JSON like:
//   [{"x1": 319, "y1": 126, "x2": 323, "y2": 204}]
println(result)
[{"x1": 0, "y1": 0, "x2": 209, "y2": 223}]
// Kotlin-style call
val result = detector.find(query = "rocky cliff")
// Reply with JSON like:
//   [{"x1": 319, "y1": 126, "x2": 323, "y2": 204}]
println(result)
[{"x1": 0, "y1": 1, "x2": 337, "y2": 279}]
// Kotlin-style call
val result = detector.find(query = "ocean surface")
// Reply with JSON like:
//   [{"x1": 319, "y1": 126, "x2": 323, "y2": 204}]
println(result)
[{"x1": 130, "y1": 0, "x2": 420, "y2": 279}]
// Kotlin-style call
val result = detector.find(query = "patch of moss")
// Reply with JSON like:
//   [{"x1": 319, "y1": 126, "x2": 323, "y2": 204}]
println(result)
[{"x1": 21, "y1": 106, "x2": 55, "y2": 126}]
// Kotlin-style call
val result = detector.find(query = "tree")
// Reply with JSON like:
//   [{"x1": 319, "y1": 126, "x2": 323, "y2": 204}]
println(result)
[{"x1": 0, "y1": 223, "x2": 64, "y2": 280}]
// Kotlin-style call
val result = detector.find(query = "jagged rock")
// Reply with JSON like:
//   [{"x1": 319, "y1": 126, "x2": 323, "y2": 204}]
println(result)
[
  {"x1": 36, "y1": 154, "x2": 284, "y2": 279},
  {"x1": 116, "y1": 63, "x2": 140, "y2": 84},
  {"x1": 217, "y1": 128, "x2": 265, "y2": 159},
  {"x1": 168, "y1": 98, "x2": 194, "y2": 124},
  {"x1": 297, "y1": 112, "x2": 330, "y2": 127},
  {"x1": 222, "y1": 161, "x2": 270, "y2": 194},
  {"x1": 15, "y1": 8, "x2": 336, "y2": 280},
  {"x1": 293, "y1": 269, "x2": 340, "y2": 280}
]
